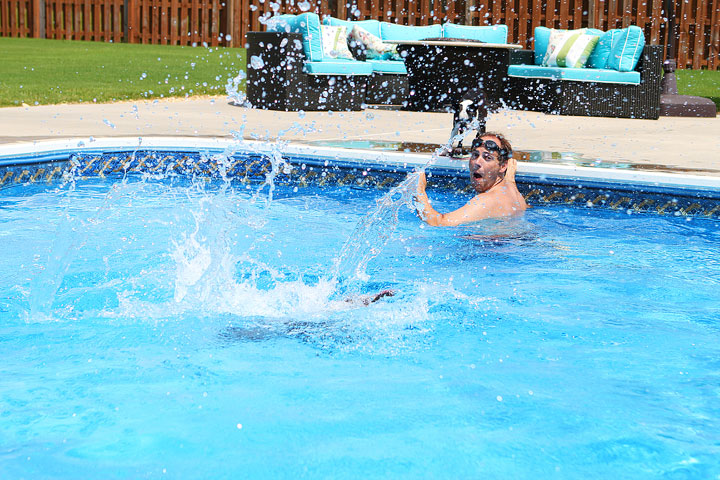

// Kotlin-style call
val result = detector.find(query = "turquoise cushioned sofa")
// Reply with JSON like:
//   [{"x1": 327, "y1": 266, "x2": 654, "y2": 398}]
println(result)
[
  {"x1": 507, "y1": 26, "x2": 662, "y2": 119},
  {"x1": 323, "y1": 17, "x2": 508, "y2": 105},
  {"x1": 246, "y1": 13, "x2": 372, "y2": 111},
  {"x1": 246, "y1": 13, "x2": 511, "y2": 110}
]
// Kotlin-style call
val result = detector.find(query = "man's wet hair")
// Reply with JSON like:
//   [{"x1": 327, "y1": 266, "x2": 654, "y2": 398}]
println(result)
[{"x1": 471, "y1": 132, "x2": 512, "y2": 164}]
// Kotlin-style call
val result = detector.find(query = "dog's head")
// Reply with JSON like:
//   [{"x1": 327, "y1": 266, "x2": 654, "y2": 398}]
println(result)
[
  {"x1": 453, "y1": 91, "x2": 488, "y2": 125},
  {"x1": 455, "y1": 99, "x2": 476, "y2": 123}
]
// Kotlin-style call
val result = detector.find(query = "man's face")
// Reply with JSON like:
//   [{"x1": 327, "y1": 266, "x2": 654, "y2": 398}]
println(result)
[{"x1": 469, "y1": 135, "x2": 507, "y2": 193}]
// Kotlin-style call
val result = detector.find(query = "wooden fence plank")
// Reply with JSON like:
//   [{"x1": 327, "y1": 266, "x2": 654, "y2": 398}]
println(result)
[
  {"x1": 115, "y1": 0, "x2": 121, "y2": 42},
  {"x1": 18, "y1": 0, "x2": 24, "y2": 36},
  {"x1": 1, "y1": 1, "x2": 7, "y2": 36},
  {"x1": 677, "y1": 0, "x2": 688, "y2": 67},
  {"x1": 101, "y1": 0, "x2": 108, "y2": 40},
  {"x1": 73, "y1": 0, "x2": 80, "y2": 39},
  {"x1": 558, "y1": 0, "x2": 569, "y2": 28},
  {"x1": 237, "y1": 0, "x2": 247, "y2": 45},
  {"x1": 190, "y1": 0, "x2": 198, "y2": 44},
  {"x1": 211, "y1": 0, "x2": 218, "y2": 45},
  {"x1": 44, "y1": 0, "x2": 51, "y2": 38},
  {"x1": 517, "y1": 0, "x2": 528, "y2": 44},
  {"x1": 149, "y1": 0, "x2": 157, "y2": 43},
  {"x1": 711, "y1": 0, "x2": 720, "y2": 68},
  {"x1": 546, "y1": 0, "x2": 556, "y2": 28},
  {"x1": 9, "y1": 0, "x2": 17, "y2": 36},
  {"x1": 505, "y1": 0, "x2": 516, "y2": 39},
  {"x1": 18, "y1": 0, "x2": 25, "y2": 36},
  {"x1": 694, "y1": 0, "x2": 707, "y2": 68},
  {"x1": 576, "y1": 0, "x2": 584, "y2": 28},
  {"x1": 160, "y1": 0, "x2": 167, "y2": 43},
  {"x1": 650, "y1": 0, "x2": 661, "y2": 44},
  {"x1": 93, "y1": 0, "x2": 100, "y2": 40},
  {"x1": 169, "y1": 0, "x2": 177, "y2": 44},
  {"x1": 202, "y1": 0, "x2": 209, "y2": 44}
]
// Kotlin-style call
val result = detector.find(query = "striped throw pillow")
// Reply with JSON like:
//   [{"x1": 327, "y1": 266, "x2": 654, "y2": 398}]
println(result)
[
  {"x1": 542, "y1": 29, "x2": 600, "y2": 68},
  {"x1": 320, "y1": 25, "x2": 355, "y2": 60}
]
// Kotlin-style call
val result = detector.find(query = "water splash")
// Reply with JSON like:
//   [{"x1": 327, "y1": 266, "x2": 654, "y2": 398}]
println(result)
[
  {"x1": 331, "y1": 118, "x2": 468, "y2": 286},
  {"x1": 333, "y1": 173, "x2": 420, "y2": 283},
  {"x1": 226, "y1": 71, "x2": 248, "y2": 106}
]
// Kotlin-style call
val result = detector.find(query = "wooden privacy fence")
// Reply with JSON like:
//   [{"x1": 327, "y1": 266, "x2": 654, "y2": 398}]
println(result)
[
  {"x1": 1, "y1": 0, "x2": 718, "y2": 68},
  {"x1": 1, "y1": 0, "x2": 228, "y2": 45},
  {"x1": 464, "y1": 0, "x2": 720, "y2": 69}
]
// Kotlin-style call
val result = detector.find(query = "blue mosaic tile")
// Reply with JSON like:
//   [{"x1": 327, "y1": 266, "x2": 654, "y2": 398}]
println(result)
[{"x1": 1, "y1": 151, "x2": 719, "y2": 219}]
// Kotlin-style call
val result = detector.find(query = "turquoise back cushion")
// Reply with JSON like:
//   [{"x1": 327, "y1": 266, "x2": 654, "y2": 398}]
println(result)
[
  {"x1": 533, "y1": 26, "x2": 552, "y2": 65},
  {"x1": 586, "y1": 28, "x2": 622, "y2": 69},
  {"x1": 607, "y1": 25, "x2": 645, "y2": 71},
  {"x1": 266, "y1": 13, "x2": 323, "y2": 62},
  {"x1": 441, "y1": 23, "x2": 508, "y2": 43},
  {"x1": 265, "y1": 14, "x2": 297, "y2": 33},
  {"x1": 535, "y1": 25, "x2": 644, "y2": 71},
  {"x1": 379, "y1": 23, "x2": 442, "y2": 42},
  {"x1": 323, "y1": 17, "x2": 381, "y2": 38}
]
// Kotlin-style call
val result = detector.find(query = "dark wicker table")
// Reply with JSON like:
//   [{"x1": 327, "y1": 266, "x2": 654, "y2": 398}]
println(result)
[{"x1": 391, "y1": 40, "x2": 522, "y2": 112}]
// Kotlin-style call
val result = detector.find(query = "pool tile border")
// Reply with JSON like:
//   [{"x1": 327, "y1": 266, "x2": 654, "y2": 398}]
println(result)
[{"x1": 1, "y1": 137, "x2": 719, "y2": 219}]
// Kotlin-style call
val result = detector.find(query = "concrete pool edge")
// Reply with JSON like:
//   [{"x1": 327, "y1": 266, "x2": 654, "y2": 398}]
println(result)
[{"x1": 2, "y1": 136, "x2": 720, "y2": 197}]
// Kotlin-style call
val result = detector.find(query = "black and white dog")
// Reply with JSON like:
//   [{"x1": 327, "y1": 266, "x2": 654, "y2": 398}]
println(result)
[{"x1": 444, "y1": 88, "x2": 491, "y2": 157}]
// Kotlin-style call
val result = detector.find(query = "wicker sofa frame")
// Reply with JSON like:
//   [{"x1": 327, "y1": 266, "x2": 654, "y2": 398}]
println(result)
[
  {"x1": 365, "y1": 74, "x2": 408, "y2": 105},
  {"x1": 506, "y1": 45, "x2": 663, "y2": 119}
]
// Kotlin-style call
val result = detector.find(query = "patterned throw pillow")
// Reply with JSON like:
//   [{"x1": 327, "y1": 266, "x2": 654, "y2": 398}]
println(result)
[
  {"x1": 542, "y1": 28, "x2": 600, "y2": 68},
  {"x1": 320, "y1": 25, "x2": 354, "y2": 60},
  {"x1": 350, "y1": 26, "x2": 400, "y2": 60}
]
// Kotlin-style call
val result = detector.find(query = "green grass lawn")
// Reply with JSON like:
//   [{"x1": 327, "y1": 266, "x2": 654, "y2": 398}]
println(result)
[
  {"x1": 0, "y1": 37, "x2": 717, "y2": 110},
  {"x1": 0, "y1": 38, "x2": 246, "y2": 107},
  {"x1": 675, "y1": 69, "x2": 720, "y2": 110}
]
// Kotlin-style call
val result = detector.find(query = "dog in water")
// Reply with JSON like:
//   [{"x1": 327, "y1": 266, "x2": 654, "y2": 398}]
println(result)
[{"x1": 444, "y1": 88, "x2": 491, "y2": 158}]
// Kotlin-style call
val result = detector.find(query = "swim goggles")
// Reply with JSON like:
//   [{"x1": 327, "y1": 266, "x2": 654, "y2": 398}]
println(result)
[{"x1": 470, "y1": 137, "x2": 509, "y2": 160}]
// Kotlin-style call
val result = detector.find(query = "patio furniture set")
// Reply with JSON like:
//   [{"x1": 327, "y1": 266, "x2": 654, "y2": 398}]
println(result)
[{"x1": 246, "y1": 13, "x2": 662, "y2": 119}]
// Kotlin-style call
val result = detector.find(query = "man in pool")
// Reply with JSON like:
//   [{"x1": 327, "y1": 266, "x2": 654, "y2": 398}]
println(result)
[{"x1": 413, "y1": 132, "x2": 527, "y2": 226}]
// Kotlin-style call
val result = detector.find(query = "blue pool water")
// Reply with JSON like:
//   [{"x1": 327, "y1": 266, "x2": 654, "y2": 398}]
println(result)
[{"x1": 1, "y1": 170, "x2": 719, "y2": 478}]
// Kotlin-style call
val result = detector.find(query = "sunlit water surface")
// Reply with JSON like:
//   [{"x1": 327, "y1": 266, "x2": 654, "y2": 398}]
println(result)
[{"x1": 1, "y1": 175, "x2": 719, "y2": 479}]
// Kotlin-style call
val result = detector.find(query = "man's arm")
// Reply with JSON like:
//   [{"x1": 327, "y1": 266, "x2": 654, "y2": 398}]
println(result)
[
  {"x1": 414, "y1": 172, "x2": 445, "y2": 226},
  {"x1": 505, "y1": 158, "x2": 518, "y2": 185},
  {"x1": 414, "y1": 172, "x2": 499, "y2": 227}
]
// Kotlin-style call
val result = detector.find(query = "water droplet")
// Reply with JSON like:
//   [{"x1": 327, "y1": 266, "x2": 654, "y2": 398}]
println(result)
[{"x1": 250, "y1": 56, "x2": 265, "y2": 70}]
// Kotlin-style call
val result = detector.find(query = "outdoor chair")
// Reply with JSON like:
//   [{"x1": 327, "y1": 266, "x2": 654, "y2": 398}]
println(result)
[{"x1": 507, "y1": 27, "x2": 663, "y2": 119}]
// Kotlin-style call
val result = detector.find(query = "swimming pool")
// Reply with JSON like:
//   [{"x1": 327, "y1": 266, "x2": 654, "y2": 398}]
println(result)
[{"x1": 2, "y1": 139, "x2": 720, "y2": 478}]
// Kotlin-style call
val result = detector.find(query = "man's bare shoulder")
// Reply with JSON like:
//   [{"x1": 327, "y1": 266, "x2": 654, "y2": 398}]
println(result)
[{"x1": 469, "y1": 183, "x2": 526, "y2": 218}]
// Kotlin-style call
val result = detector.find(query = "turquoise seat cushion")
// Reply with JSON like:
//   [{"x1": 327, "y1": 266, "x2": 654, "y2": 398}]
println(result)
[
  {"x1": 323, "y1": 17, "x2": 381, "y2": 38},
  {"x1": 441, "y1": 23, "x2": 508, "y2": 43},
  {"x1": 379, "y1": 23, "x2": 442, "y2": 42},
  {"x1": 266, "y1": 13, "x2": 324, "y2": 62},
  {"x1": 586, "y1": 28, "x2": 623, "y2": 69},
  {"x1": 508, "y1": 64, "x2": 640, "y2": 84},
  {"x1": 303, "y1": 60, "x2": 373, "y2": 75},
  {"x1": 508, "y1": 64, "x2": 563, "y2": 80},
  {"x1": 607, "y1": 26, "x2": 645, "y2": 72},
  {"x1": 367, "y1": 59, "x2": 407, "y2": 74}
]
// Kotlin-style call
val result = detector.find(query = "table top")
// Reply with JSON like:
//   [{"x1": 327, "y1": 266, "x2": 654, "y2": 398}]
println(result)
[{"x1": 387, "y1": 39, "x2": 523, "y2": 49}]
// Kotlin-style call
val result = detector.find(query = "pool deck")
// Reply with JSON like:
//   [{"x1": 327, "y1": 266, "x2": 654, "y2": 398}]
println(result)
[{"x1": 1, "y1": 96, "x2": 719, "y2": 174}]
